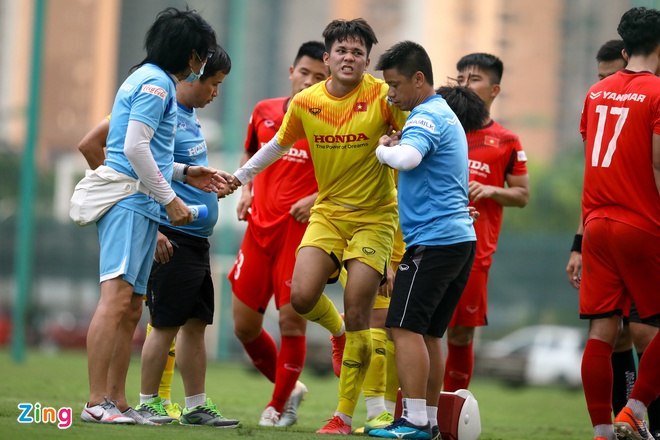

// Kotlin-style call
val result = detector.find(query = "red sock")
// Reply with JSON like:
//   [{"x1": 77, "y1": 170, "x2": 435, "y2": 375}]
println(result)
[
  {"x1": 243, "y1": 330, "x2": 277, "y2": 383},
  {"x1": 268, "y1": 335, "x2": 306, "y2": 412},
  {"x1": 443, "y1": 341, "x2": 474, "y2": 392},
  {"x1": 631, "y1": 334, "x2": 660, "y2": 408},
  {"x1": 582, "y1": 339, "x2": 614, "y2": 426}
]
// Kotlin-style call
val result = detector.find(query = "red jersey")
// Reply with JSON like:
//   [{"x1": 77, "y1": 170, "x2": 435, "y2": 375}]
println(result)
[
  {"x1": 244, "y1": 97, "x2": 317, "y2": 231},
  {"x1": 467, "y1": 120, "x2": 528, "y2": 270},
  {"x1": 579, "y1": 70, "x2": 660, "y2": 237}
]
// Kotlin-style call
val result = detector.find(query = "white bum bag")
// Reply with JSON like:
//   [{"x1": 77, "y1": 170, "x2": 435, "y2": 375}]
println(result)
[{"x1": 69, "y1": 165, "x2": 154, "y2": 226}]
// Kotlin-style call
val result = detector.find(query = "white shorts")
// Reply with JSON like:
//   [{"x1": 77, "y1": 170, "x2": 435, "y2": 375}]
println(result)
[{"x1": 97, "y1": 204, "x2": 158, "y2": 294}]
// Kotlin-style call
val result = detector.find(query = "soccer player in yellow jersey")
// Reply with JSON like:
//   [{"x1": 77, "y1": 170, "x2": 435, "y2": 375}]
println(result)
[{"x1": 231, "y1": 18, "x2": 408, "y2": 434}]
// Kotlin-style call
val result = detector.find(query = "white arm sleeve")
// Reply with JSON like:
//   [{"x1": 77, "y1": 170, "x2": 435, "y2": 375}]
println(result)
[
  {"x1": 234, "y1": 135, "x2": 292, "y2": 184},
  {"x1": 124, "y1": 119, "x2": 176, "y2": 205},
  {"x1": 376, "y1": 144, "x2": 423, "y2": 171}
]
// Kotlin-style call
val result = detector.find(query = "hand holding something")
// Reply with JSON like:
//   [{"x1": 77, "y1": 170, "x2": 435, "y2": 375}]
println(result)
[
  {"x1": 165, "y1": 196, "x2": 193, "y2": 226},
  {"x1": 186, "y1": 166, "x2": 225, "y2": 193}
]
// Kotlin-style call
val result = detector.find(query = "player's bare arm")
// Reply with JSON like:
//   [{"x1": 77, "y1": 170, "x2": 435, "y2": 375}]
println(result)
[
  {"x1": 565, "y1": 222, "x2": 584, "y2": 290},
  {"x1": 468, "y1": 173, "x2": 529, "y2": 207},
  {"x1": 78, "y1": 118, "x2": 110, "y2": 169},
  {"x1": 236, "y1": 150, "x2": 254, "y2": 219}
]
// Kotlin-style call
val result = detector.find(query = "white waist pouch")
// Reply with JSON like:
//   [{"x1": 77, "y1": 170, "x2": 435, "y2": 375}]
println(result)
[{"x1": 69, "y1": 165, "x2": 153, "y2": 226}]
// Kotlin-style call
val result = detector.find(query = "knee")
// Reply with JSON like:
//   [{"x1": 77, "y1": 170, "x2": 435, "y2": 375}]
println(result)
[
  {"x1": 289, "y1": 291, "x2": 312, "y2": 315},
  {"x1": 447, "y1": 326, "x2": 475, "y2": 346},
  {"x1": 279, "y1": 308, "x2": 306, "y2": 337}
]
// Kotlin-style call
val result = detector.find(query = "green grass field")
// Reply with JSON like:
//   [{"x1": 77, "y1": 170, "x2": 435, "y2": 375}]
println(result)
[{"x1": 0, "y1": 349, "x2": 593, "y2": 439}]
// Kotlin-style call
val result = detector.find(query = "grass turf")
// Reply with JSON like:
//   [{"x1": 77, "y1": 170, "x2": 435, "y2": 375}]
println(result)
[{"x1": 0, "y1": 349, "x2": 592, "y2": 439}]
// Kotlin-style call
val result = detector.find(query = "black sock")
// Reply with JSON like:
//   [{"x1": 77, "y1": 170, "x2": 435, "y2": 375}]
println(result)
[
  {"x1": 638, "y1": 351, "x2": 660, "y2": 433},
  {"x1": 611, "y1": 349, "x2": 636, "y2": 415}
]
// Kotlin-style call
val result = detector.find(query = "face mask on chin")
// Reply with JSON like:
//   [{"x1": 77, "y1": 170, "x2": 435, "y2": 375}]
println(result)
[{"x1": 184, "y1": 62, "x2": 206, "y2": 82}]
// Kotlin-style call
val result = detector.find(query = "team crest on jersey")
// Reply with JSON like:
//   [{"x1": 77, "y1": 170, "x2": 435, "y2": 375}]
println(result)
[
  {"x1": 354, "y1": 102, "x2": 367, "y2": 112},
  {"x1": 309, "y1": 108, "x2": 322, "y2": 115},
  {"x1": 179, "y1": 122, "x2": 187, "y2": 131},
  {"x1": 404, "y1": 117, "x2": 435, "y2": 132},
  {"x1": 517, "y1": 150, "x2": 528, "y2": 162},
  {"x1": 140, "y1": 84, "x2": 168, "y2": 99}
]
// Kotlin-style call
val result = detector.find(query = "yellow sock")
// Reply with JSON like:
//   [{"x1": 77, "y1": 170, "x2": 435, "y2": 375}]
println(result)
[
  {"x1": 159, "y1": 338, "x2": 176, "y2": 401},
  {"x1": 337, "y1": 329, "x2": 372, "y2": 417},
  {"x1": 363, "y1": 328, "x2": 387, "y2": 399},
  {"x1": 384, "y1": 339, "x2": 399, "y2": 403},
  {"x1": 300, "y1": 293, "x2": 344, "y2": 335},
  {"x1": 147, "y1": 323, "x2": 175, "y2": 402}
]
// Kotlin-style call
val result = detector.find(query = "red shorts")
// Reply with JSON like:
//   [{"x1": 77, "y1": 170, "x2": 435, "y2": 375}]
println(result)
[
  {"x1": 228, "y1": 216, "x2": 307, "y2": 312},
  {"x1": 580, "y1": 218, "x2": 660, "y2": 320},
  {"x1": 448, "y1": 269, "x2": 488, "y2": 328}
]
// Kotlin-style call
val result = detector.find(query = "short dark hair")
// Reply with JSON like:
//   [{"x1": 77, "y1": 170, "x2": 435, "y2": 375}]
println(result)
[
  {"x1": 435, "y1": 85, "x2": 488, "y2": 133},
  {"x1": 456, "y1": 53, "x2": 504, "y2": 84},
  {"x1": 617, "y1": 7, "x2": 660, "y2": 57},
  {"x1": 201, "y1": 45, "x2": 231, "y2": 81},
  {"x1": 322, "y1": 18, "x2": 378, "y2": 56},
  {"x1": 133, "y1": 7, "x2": 217, "y2": 74},
  {"x1": 596, "y1": 39, "x2": 625, "y2": 63},
  {"x1": 375, "y1": 40, "x2": 434, "y2": 85},
  {"x1": 293, "y1": 41, "x2": 325, "y2": 66}
]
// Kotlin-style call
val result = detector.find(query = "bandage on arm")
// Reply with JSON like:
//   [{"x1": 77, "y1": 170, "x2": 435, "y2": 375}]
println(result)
[
  {"x1": 234, "y1": 135, "x2": 291, "y2": 184},
  {"x1": 376, "y1": 144, "x2": 423, "y2": 171},
  {"x1": 124, "y1": 119, "x2": 176, "y2": 204}
]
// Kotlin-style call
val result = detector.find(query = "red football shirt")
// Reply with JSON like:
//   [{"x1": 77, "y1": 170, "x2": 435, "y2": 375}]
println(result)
[
  {"x1": 467, "y1": 120, "x2": 528, "y2": 270},
  {"x1": 244, "y1": 97, "x2": 318, "y2": 232},
  {"x1": 580, "y1": 70, "x2": 660, "y2": 236}
]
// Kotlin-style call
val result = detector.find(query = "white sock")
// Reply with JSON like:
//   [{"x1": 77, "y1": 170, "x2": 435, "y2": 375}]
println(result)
[
  {"x1": 333, "y1": 322, "x2": 345, "y2": 338},
  {"x1": 365, "y1": 396, "x2": 387, "y2": 419},
  {"x1": 426, "y1": 405, "x2": 438, "y2": 428},
  {"x1": 140, "y1": 393, "x2": 158, "y2": 405},
  {"x1": 627, "y1": 399, "x2": 648, "y2": 421},
  {"x1": 185, "y1": 393, "x2": 206, "y2": 409},
  {"x1": 384, "y1": 400, "x2": 396, "y2": 415},
  {"x1": 334, "y1": 411, "x2": 352, "y2": 425},
  {"x1": 402, "y1": 398, "x2": 428, "y2": 426}
]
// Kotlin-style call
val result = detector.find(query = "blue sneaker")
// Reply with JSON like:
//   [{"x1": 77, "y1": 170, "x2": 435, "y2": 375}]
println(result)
[{"x1": 368, "y1": 418, "x2": 432, "y2": 439}]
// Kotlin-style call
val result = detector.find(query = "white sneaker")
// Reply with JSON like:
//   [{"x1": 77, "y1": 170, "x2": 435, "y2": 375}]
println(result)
[
  {"x1": 278, "y1": 381, "x2": 308, "y2": 427},
  {"x1": 81, "y1": 398, "x2": 136, "y2": 424},
  {"x1": 122, "y1": 407, "x2": 160, "y2": 426},
  {"x1": 258, "y1": 406, "x2": 280, "y2": 426}
]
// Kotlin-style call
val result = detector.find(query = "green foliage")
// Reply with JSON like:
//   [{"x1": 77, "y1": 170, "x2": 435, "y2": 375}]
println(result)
[
  {"x1": 0, "y1": 350, "x2": 592, "y2": 439},
  {"x1": 503, "y1": 147, "x2": 584, "y2": 233}
]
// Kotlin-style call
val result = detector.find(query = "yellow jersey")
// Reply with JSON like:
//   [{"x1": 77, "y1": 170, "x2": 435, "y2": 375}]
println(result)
[{"x1": 277, "y1": 73, "x2": 408, "y2": 209}]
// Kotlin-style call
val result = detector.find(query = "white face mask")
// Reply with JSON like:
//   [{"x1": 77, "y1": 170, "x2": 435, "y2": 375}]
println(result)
[{"x1": 184, "y1": 62, "x2": 205, "y2": 82}]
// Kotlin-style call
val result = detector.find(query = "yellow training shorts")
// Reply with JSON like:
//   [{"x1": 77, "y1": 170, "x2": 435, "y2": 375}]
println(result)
[{"x1": 299, "y1": 199, "x2": 398, "y2": 282}]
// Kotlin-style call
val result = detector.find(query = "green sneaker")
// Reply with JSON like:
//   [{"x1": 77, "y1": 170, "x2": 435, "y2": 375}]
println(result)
[
  {"x1": 364, "y1": 410, "x2": 394, "y2": 433},
  {"x1": 135, "y1": 396, "x2": 177, "y2": 424},
  {"x1": 180, "y1": 398, "x2": 240, "y2": 428}
]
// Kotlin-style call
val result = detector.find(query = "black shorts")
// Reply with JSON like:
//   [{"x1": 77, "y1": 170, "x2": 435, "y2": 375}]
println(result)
[
  {"x1": 386, "y1": 241, "x2": 475, "y2": 338},
  {"x1": 147, "y1": 226, "x2": 214, "y2": 327},
  {"x1": 626, "y1": 302, "x2": 660, "y2": 327}
]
